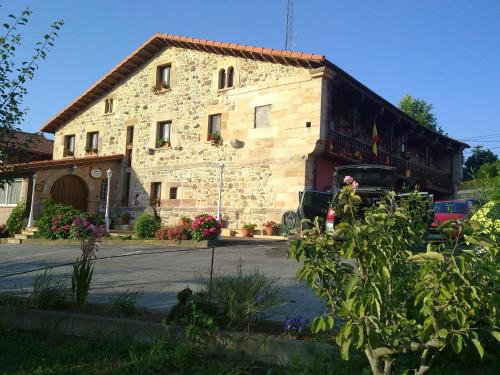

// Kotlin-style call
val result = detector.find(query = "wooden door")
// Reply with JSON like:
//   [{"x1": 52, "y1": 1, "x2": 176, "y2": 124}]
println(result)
[{"x1": 50, "y1": 175, "x2": 88, "y2": 211}]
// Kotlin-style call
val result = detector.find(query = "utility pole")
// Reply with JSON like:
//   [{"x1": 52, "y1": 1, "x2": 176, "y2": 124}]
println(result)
[{"x1": 285, "y1": 0, "x2": 294, "y2": 50}]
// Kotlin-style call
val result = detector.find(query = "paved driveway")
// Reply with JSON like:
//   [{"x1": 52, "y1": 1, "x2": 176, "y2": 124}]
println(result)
[{"x1": 0, "y1": 239, "x2": 324, "y2": 321}]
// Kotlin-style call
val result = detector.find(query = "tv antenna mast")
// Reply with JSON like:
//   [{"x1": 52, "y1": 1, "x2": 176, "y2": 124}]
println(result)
[{"x1": 285, "y1": 0, "x2": 294, "y2": 50}]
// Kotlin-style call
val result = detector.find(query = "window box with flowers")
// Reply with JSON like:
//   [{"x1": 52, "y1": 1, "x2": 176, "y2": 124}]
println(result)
[
  {"x1": 63, "y1": 150, "x2": 74, "y2": 157},
  {"x1": 155, "y1": 139, "x2": 171, "y2": 148},
  {"x1": 84, "y1": 146, "x2": 98, "y2": 156},
  {"x1": 262, "y1": 221, "x2": 278, "y2": 236},
  {"x1": 208, "y1": 132, "x2": 223, "y2": 147}
]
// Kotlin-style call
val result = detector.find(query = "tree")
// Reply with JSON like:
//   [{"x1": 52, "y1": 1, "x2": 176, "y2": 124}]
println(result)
[
  {"x1": 0, "y1": 7, "x2": 63, "y2": 182},
  {"x1": 464, "y1": 146, "x2": 498, "y2": 180},
  {"x1": 289, "y1": 181, "x2": 499, "y2": 375},
  {"x1": 399, "y1": 94, "x2": 443, "y2": 133}
]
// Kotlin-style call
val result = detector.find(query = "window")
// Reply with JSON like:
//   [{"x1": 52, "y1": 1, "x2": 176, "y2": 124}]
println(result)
[
  {"x1": 0, "y1": 179, "x2": 22, "y2": 206},
  {"x1": 123, "y1": 172, "x2": 131, "y2": 204},
  {"x1": 126, "y1": 126, "x2": 134, "y2": 144},
  {"x1": 63, "y1": 135, "x2": 75, "y2": 156},
  {"x1": 208, "y1": 114, "x2": 221, "y2": 140},
  {"x1": 150, "y1": 182, "x2": 161, "y2": 206},
  {"x1": 169, "y1": 187, "x2": 178, "y2": 200},
  {"x1": 156, "y1": 121, "x2": 171, "y2": 147},
  {"x1": 227, "y1": 66, "x2": 234, "y2": 88},
  {"x1": 218, "y1": 69, "x2": 226, "y2": 89},
  {"x1": 86, "y1": 132, "x2": 99, "y2": 153},
  {"x1": 104, "y1": 98, "x2": 113, "y2": 114},
  {"x1": 254, "y1": 105, "x2": 271, "y2": 128},
  {"x1": 126, "y1": 149, "x2": 132, "y2": 167},
  {"x1": 99, "y1": 179, "x2": 108, "y2": 202},
  {"x1": 156, "y1": 65, "x2": 171, "y2": 89}
]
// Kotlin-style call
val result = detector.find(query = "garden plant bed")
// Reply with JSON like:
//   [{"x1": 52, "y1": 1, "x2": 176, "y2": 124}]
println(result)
[{"x1": 0, "y1": 304, "x2": 337, "y2": 369}]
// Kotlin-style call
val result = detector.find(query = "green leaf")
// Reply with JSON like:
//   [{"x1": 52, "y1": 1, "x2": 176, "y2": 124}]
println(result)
[
  {"x1": 437, "y1": 328, "x2": 448, "y2": 338},
  {"x1": 471, "y1": 338, "x2": 484, "y2": 358},
  {"x1": 345, "y1": 275, "x2": 358, "y2": 299},
  {"x1": 451, "y1": 334, "x2": 463, "y2": 353},
  {"x1": 491, "y1": 331, "x2": 500, "y2": 342},
  {"x1": 324, "y1": 315, "x2": 334, "y2": 329},
  {"x1": 340, "y1": 339, "x2": 352, "y2": 360}
]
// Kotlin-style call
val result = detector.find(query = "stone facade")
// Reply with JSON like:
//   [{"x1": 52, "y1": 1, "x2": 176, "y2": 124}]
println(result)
[{"x1": 51, "y1": 46, "x2": 325, "y2": 228}]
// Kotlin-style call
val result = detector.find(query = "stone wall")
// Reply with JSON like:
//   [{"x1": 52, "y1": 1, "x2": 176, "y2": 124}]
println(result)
[{"x1": 52, "y1": 46, "x2": 324, "y2": 228}]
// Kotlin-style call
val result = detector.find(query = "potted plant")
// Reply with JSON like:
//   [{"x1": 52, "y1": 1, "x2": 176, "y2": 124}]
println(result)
[
  {"x1": 241, "y1": 223, "x2": 255, "y2": 237},
  {"x1": 120, "y1": 212, "x2": 131, "y2": 225},
  {"x1": 156, "y1": 139, "x2": 170, "y2": 148},
  {"x1": 208, "y1": 132, "x2": 223, "y2": 147},
  {"x1": 63, "y1": 149, "x2": 74, "y2": 157},
  {"x1": 263, "y1": 221, "x2": 278, "y2": 236}
]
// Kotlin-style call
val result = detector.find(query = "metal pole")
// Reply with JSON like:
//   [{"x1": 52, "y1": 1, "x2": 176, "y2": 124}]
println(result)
[
  {"x1": 216, "y1": 162, "x2": 224, "y2": 239},
  {"x1": 27, "y1": 173, "x2": 37, "y2": 228},
  {"x1": 105, "y1": 168, "x2": 112, "y2": 233},
  {"x1": 208, "y1": 246, "x2": 215, "y2": 303}
]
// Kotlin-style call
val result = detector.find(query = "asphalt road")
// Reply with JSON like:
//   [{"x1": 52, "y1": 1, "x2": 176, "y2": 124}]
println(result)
[{"x1": 0, "y1": 239, "x2": 324, "y2": 322}]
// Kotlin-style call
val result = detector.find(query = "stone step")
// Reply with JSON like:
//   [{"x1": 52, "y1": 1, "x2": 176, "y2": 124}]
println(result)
[
  {"x1": 6, "y1": 238, "x2": 22, "y2": 244},
  {"x1": 14, "y1": 234, "x2": 28, "y2": 240}
]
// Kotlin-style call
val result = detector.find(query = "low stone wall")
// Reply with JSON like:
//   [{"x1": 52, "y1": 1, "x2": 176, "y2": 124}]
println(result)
[
  {"x1": 0, "y1": 305, "x2": 337, "y2": 368},
  {"x1": 20, "y1": 238, "x2": 219, "y2": 248}
]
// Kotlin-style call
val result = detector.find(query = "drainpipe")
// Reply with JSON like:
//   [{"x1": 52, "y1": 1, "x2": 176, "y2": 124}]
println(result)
[
  {"x1": 105, "y1": 168, "x2": 112, "y2": 233},
  {"x1": 27, "y1": 173, "x2": 37, "y2": 228},
  {"x1": 216, "y1": 162, "x2": 224, "y2": 240}
]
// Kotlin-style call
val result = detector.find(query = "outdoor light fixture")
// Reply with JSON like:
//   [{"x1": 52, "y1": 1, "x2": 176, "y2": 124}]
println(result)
[
  {"x1": 27, "y1": 173, "x2": 37, "y2": 228},
  {"x1": 105, "y1": 168, "x2": 112, "y2": 233}
]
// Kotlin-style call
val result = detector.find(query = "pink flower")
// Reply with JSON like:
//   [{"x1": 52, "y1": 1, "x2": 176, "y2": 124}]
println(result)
[
  {"x1": 209, "y1": 227, "x2": 216, "y2": 233},
  {"x1": 51, "y1": 225, "x2": 57, "y2": 231},
  {"x1": 343, "y1": 175, "x2": 354, "y2": 185},
  {"x1": 203, "y1": 228, "x2": 210, "y2": 237},
  {"x1": 63, "y1": 224, "x2": 70, "y2": 231},
  {"x1": 352, "y1": 181, "x2": 359, "y2": 190}
]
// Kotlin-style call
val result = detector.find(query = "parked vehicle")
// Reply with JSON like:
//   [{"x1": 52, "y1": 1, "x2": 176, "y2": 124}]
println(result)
[
  {"x1": 281, "y1": 190, "x2": 331, "y2": 235},
  {"x1": 431, "y1": 199, "x2": 473, "y2": 227},
  {"x1": 325, "y1": 165, "x2": 397, "y2": 234}
]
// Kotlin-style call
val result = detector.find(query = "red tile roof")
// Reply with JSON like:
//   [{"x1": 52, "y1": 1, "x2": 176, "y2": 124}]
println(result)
[
  {"x1": 40, "y1": 33, "x2": 326, "y2": 133},
  {"x1": 9, "y1": 131, "x2": 53, "y2": 156},
  {"x1": 11, "y1": 154, "x2": 124, "y2": 171}
]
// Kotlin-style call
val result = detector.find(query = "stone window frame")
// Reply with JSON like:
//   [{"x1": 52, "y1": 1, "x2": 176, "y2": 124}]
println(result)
[
  {"x1": 215, "y1": 60, "x2": 239, "y2": 92},
  {"x1": 152, "y1": 59, "x2": 176, "y2": 92},
  {"x1": 104, "y1": 97, "x2": 114, "y2": 115},
  {"x1": 150, "y1": 182, "x2": 162, "y2": 207},
  {"x1": 150, "y1": 116, "x2": 177, "y2": 150},
  {"x1": 169, "y1": 186, "x2": 178, "y2": 200},
  {"x1": 207, "y1": 114, "x2": 222, "y2": 141},
  {"x1": 63, "y1": 134, "x2": 76, "y2": 157},
  {"x1": 254, "y1": 104, "x2": 272, "y2": 129},
  {"x1": 85, "y1": 131, "x2": 99, "y2": 154},
  {"x1": 202, "y1": 105, "x2": 228, "y2": 144}
]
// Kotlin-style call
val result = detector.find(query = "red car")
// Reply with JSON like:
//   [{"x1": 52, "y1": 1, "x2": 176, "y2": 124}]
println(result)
[{"x1": 431, "y1": 200, "x2": 473, "y2": 227}]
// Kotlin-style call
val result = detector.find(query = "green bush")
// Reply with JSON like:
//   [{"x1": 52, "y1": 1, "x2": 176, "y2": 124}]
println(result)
[
  {"x1": 36, "y1": 199, "x2": 80, "y2": 239},
  {"x1": 5, "y1": 201, "x2": 26, "y2": 235},
  {"x1": 31, "y1": 268, "x2": 69, "y2": 310},
  {"x1": 134, "y1": 213, "x2": 159, "y2": 239},
  {"x1": 196, "y1": 260, "x2": 282, "y2": 329},
  {"x1": 108, "y1": 290, "x2": 142, "y2": 318}
]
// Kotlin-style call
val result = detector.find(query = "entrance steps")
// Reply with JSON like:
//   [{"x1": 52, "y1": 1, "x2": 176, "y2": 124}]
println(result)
[{"x1": 10, "y1": 227, "x2": 38, "y2": 243}]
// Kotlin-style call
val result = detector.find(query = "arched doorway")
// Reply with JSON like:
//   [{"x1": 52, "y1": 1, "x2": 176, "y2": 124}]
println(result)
[{"x1": 50, "y1": 175, "x2": 88, "y2": 211}]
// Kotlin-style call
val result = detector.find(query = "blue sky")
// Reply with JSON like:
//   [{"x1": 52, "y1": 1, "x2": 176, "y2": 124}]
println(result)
[{"x1": 3, "y1": 0, "x2": 499, "y2": 156}]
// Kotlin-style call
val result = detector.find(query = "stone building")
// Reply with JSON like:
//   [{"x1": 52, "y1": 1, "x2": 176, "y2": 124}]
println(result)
[{"x1": 5, "y1": 33, "x2": 468, "y2": 229}]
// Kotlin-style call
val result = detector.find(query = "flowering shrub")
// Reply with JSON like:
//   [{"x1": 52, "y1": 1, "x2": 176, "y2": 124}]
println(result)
[
  {"x1": 0, "y1": 224, "x2": 9, "y2": 238},
  {"x1": 37, "y1": 200, "x2": 80, "y2": 240},
  {"x1": 191, "y1": 214, "x2": 221, "y2": 241},
  {"x1": 155, "y1": 225, "x2": 191, "y2": 241},
  {"x1": 70, "y1": 216, "x2": 105, "y2": 240}
]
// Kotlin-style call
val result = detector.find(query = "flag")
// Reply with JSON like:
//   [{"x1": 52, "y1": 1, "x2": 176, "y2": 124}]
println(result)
[{"x1": 371, "y1": 121, "x2": 380, "y2": 158}]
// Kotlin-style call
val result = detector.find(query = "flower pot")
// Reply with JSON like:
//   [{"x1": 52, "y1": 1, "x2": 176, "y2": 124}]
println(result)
[
  {"x1": 263, "y1": 226, "x2": 277, "y2": 236},
  {"x1": 241, "y1": 228, "x2": 253, "y2": 237}
]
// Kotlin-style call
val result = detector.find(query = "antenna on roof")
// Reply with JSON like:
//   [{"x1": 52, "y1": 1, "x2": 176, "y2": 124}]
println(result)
[{"x1": 285, "y1": 0, "x2": 294, "y2": 50}]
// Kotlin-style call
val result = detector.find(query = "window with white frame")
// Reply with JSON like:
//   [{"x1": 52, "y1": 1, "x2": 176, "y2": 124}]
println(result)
[
  {"x1": 0, "y1": 179, "x2": 23, "y2": 206},
  {"x1": 63, "y1": 134, "x2": 75, "y2": 156},
  {"x1": 156, "y1": 121, "x2": 171, "y2": 147},
  {"x1": 156, "y1": 65, "x2": 171, "y2": 89}
]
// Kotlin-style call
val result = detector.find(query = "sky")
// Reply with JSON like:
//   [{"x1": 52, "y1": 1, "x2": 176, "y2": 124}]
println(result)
[{"x1": 2, "y1": 0, "x2": 499, "y2": 157}]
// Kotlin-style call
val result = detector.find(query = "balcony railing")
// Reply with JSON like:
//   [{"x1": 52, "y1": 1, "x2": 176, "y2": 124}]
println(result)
[{"x1": 329, "y1": 131, "x2": 453, "y2": 191}]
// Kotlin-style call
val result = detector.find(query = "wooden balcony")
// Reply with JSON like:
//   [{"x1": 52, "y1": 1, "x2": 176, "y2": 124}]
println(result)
[{"x1": 329, "y1": 131, "x2": 454, "y2": 192}]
